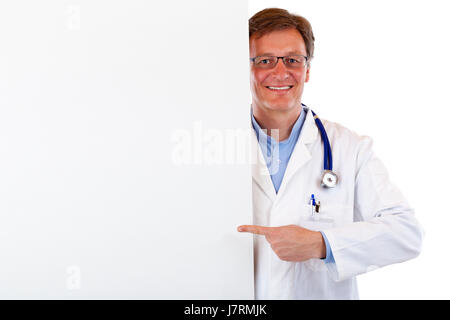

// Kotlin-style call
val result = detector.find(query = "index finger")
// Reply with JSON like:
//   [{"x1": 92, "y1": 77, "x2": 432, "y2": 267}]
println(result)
[{"x1": 237, "y1": 225, "x2": 273, "y2": 235}]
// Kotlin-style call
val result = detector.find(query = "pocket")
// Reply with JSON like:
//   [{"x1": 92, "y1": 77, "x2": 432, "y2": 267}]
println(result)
[
  {"x1": 300, "y1": 217, "x2": 334, "y2": 231},
  {"x1": 298, "y1": 203, "x2": 351, "y2": 229}
]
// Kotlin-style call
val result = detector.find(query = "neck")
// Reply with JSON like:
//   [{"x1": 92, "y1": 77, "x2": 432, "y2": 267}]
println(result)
[{"x1": 252, "y1": 104, "x2": 302, "y2": 142}]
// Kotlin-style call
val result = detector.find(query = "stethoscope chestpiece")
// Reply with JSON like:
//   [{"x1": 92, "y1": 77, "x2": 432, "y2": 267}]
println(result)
[{"x1": 321, "y1": 170, "x2": 338, "y2": 188}]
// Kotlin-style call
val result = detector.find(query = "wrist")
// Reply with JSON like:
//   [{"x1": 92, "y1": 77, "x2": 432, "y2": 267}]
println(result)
[{"x1": 314, "y1": 231, "x2": 326, "y2": 259}]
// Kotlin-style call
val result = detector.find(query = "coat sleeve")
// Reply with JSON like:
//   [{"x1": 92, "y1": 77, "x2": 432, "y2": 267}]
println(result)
[{"x1": 322, "y1": 136, "x2": 424, "y2": 282}]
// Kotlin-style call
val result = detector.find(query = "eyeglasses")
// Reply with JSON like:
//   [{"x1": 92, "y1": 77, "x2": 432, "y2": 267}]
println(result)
[{"x1": 250, "y1": 54, "x2": 308, "y2": 69}]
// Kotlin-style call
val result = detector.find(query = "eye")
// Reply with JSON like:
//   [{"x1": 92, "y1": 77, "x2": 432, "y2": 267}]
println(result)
[{"x1": 254, "y1": 56, "x2": 275, "y2": 65}]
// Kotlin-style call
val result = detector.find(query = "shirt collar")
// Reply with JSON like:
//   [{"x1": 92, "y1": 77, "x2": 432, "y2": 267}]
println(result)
[{"x1": 251, "y1": 106, "x2": 306, "y2": 145}]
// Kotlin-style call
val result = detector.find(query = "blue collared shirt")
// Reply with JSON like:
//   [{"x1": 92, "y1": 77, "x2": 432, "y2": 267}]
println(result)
[
  {"x1": 251, "y1": 109, "x2": 306, "y2": 193},
  {"x1": 251, "y1": 107, "x2": 335, "y2": 263}
]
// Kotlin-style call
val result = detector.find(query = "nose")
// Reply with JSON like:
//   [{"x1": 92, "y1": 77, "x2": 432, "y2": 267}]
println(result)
[{"x1": 271, "y1": 58, "x2": 290, "y2": 78}]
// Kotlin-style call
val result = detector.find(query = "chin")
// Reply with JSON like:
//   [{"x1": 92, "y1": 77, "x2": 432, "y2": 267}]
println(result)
[
  {"x1": 264, "y1": 101, "x2": 298, "y2": 112},
  {"x1": 267, "y1": 105, "x2": 291, "y2": 111}
]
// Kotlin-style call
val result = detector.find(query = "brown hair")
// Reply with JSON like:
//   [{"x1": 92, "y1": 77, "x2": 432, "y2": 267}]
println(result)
[{"x1": 249, "y1": 8, "x2": 315, "y2": 62}]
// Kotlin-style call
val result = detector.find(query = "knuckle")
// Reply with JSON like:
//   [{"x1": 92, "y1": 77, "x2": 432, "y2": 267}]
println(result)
[{"x1": 272, "y1": 227, "x2": 281, "y2": 236}]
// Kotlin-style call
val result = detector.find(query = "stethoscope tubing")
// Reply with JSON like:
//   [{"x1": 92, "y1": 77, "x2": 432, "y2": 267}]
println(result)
[{"x1": 310, "y1": 110, "x2": 332, "y2": 171}]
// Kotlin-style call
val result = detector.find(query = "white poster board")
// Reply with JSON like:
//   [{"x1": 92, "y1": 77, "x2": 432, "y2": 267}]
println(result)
[{"x1": 0, "y1": 0, "x2": 253, "y2": 299}]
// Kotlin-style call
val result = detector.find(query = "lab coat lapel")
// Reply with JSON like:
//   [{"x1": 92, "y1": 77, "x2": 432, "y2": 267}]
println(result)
[
  {"x1": 251, "y1": 129, "x2": 277, "y2": 202},
  {"x1": 275, "y1": 109, "x2": 319, "y2": 197}
]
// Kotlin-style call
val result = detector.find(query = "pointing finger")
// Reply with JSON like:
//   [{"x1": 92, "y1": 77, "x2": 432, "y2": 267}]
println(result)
[{"x1": 237, "y1": 225, "x2": 272, "y2": 235}]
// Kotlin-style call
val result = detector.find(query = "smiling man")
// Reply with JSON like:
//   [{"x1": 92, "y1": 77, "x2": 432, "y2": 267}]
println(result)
[
  {"x1": 249, "y1": 27, "x2": 310, "y2": 142},
  {"x1": 238, "y1": 8, "x2": 423, "y2": 300}
]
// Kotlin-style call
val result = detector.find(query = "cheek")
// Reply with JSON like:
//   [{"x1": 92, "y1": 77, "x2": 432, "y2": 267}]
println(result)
[
  {"x1": 251, "y1": 70, "x2": 267, "y2": 90},
  {"x1": 293, "y1": 70, "x2": 307, "y2": 84}
]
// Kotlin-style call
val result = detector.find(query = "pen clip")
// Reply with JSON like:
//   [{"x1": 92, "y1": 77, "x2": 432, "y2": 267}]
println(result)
[
  {"x1": 315, "y1": 201, "x2": 320, "y2": 213},
  {"x1": 310, "y1": 194, "x2": 316, "y2": 206}
]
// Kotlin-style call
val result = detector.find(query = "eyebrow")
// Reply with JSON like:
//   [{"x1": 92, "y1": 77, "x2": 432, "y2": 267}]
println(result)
[{"x1": 256, "y1": 51, "x2": 304, "y2": 56}]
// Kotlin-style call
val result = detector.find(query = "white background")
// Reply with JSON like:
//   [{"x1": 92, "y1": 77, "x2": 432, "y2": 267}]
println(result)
[{"x1": 249, "y1": 0, "x2": 450, "y2": 299}]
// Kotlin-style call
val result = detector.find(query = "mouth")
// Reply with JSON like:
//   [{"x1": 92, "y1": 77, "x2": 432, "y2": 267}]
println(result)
[{"x1": 265, "y1": 85, "x2": 294, "y2": 93}]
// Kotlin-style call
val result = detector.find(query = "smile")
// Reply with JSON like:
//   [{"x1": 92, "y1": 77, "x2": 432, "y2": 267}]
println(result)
[{"x1": 265, "y1": 85, "x2": 293, "y2": 92}]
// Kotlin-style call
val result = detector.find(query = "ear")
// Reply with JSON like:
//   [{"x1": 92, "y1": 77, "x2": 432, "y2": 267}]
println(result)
[{"x1": 305, "y1": 66, "x2": 311, "y2": 83}]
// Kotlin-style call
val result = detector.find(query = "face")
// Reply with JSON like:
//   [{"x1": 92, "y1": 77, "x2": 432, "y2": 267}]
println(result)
[{"x1": 249, "y1": 28, "x2": 310, "y2": 113}]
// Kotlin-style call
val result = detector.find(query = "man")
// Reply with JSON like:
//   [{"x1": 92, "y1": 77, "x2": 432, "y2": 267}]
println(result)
[{"x1": 238, "y1": 8, "x2": 423, "y2": 299}]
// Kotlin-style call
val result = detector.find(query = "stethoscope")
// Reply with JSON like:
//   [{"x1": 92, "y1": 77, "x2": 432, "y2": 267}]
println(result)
[{"x1": 303, "y1": 104, "x2": 339, "y2": 188}]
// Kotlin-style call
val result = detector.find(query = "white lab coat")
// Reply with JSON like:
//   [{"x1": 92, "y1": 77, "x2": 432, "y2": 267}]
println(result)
[{"x1": 251, "y1": 108, "x2": 424, "y2": 300}]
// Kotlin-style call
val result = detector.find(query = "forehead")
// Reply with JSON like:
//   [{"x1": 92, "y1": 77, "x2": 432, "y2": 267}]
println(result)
[{"x1": 249, "y1": 28, "x2": 307, "y2": 56}]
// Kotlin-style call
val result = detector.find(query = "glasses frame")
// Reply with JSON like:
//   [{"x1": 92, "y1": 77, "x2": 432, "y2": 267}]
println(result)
[{"x1": 250, "y1": 54, "x2": 309, "y2": 69}]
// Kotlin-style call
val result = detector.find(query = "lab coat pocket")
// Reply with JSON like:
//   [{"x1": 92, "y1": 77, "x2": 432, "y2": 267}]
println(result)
[
  {"x1": 300, "y1": 216, "x2": 334, "y2": 231},
  {"x1": 298, "y1": 203, "x2": 351, "y2": 229}
]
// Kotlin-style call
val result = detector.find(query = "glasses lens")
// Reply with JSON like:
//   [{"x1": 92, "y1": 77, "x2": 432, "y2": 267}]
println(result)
[
  {"x1": 254, "y1": 56, "x2": 276, "y2": 69},
  {"x1": 284, "y1": 55, "x2": 306, "y2": 68}
]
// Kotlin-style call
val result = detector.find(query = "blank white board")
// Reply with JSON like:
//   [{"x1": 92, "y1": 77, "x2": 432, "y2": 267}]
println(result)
[{"x1": 0, "y1": 0, "x2": 253, "y2": 299}]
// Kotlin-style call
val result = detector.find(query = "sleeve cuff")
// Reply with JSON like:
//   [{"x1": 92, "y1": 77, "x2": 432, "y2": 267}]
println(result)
[{"x1": 319, "y1": 231, "x2": 335, "y2": 264}]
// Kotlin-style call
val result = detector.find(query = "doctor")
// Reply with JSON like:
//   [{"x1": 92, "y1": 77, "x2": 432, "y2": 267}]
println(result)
[{"x1": 238, "y1": 8, "x2": 424, "y2": 299}]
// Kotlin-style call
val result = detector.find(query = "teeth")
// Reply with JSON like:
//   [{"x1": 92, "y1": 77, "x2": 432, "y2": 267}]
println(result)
[{"x1": 267, "y1": 86, "x2": 291, "y2": 90}]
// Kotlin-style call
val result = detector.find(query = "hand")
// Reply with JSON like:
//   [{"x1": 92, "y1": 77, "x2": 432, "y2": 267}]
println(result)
[{"x1": 237, "y1": 224, "x2": 326, "y2": 262}]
